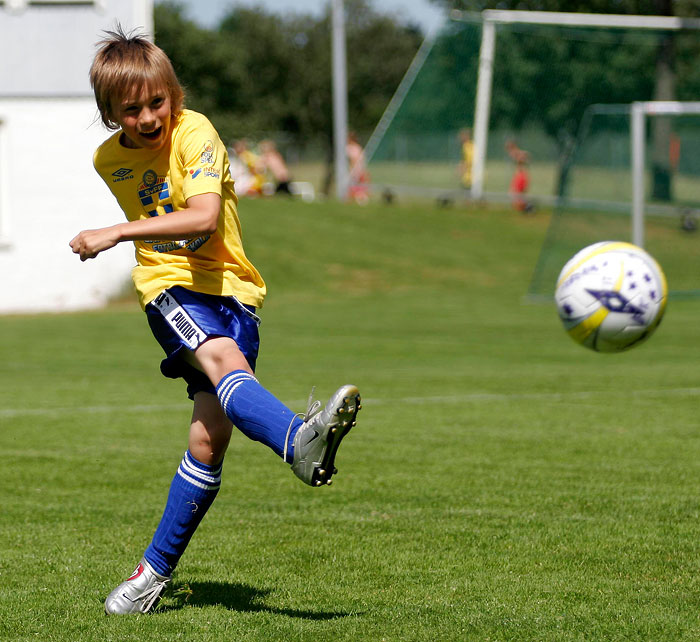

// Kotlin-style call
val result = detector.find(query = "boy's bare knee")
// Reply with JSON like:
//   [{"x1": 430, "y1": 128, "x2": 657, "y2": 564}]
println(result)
[
  {"x1": 189, "y1": 392, "x2": 233, "y2": 464},
  {"x1": 191, "y1": 337, "x2": 253, "y2": 383}
]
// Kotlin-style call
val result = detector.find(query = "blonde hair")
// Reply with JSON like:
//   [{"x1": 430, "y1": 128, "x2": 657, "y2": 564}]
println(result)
[{"x1": 90, "y1": 26, "x2": 185, "y2": 130}]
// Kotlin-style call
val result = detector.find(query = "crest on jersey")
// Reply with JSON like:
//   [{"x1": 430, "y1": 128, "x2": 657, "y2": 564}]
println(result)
[
  {"x1": 137, "y1": 169, "x2": 172, "y2": 218},
  {"x1": 143, "y1": 169, "x2": 158, "y2": 187},
  {"x1": 200, "y1": 140, "x2": 215, "y2": 164}
]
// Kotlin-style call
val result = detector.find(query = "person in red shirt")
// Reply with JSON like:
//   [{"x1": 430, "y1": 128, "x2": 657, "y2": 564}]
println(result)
[{"x1": 505, "y1": 139, "x2": 532, "y2": 213}]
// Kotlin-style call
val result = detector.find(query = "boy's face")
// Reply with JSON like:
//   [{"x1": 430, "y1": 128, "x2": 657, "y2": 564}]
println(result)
[{"x1": 114, "y1": 84, "x2": 172, "y2": 151}]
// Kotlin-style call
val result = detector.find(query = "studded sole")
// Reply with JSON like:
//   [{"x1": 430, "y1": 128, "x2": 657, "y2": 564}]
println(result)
[{"x1": 312, "y1": 389, "x2": 361, "y2": 486}]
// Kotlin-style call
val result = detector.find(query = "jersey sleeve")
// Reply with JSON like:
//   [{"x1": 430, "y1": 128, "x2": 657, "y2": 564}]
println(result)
[{"x1": 176, "y1": 114, "x2": 226, "y2": 201}]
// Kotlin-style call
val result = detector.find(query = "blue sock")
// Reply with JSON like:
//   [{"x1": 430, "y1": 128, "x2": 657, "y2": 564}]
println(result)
[
  {"x1": 216, "y1": 370, "x2": 303, "y2": 460},
  {"x1": 144, "y1": 450, "x2": 221, "y2": 576}
]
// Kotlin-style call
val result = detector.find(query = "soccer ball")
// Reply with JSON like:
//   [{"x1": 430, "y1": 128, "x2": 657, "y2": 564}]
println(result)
[{"x1": 555, "y1": 241, "x2": 667, "y2": 352}]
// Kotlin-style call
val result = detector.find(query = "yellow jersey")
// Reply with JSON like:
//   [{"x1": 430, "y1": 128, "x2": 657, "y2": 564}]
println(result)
[{"x1": 93, "y1": 109, "x2": 266, "y2": 309}]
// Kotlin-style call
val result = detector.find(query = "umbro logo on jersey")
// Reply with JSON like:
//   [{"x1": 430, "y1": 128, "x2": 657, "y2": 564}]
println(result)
[{"x1": 112, "y1": 167, "x2": 134, "y2": 182}]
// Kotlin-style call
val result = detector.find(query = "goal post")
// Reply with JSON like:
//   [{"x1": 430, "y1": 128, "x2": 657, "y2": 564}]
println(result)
[
  {"x1": 632, "y1": 101, "x2": 700, "y2": 248},
  {"x1": 451, "y1": 9, "x2": 700, "y2": 201}
]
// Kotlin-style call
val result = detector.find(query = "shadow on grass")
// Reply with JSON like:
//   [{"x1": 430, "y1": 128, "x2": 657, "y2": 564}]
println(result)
[{"x1": 159, "y1": 580, "x2": 356, "y2": 620}]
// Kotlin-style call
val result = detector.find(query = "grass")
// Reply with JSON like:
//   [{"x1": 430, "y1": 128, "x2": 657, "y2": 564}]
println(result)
[
  {"x1": 2, "y1": 198, "x2": 700, "y2": 640},
  {"x1": 365, "y1": 159, "x2": 700, "y2": 211},
  {"x1": 368, "y1": 159, "x2": 559, "y2": 196}
]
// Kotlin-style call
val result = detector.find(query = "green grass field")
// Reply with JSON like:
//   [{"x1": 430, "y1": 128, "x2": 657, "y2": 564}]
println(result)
[{"x1": 3, "y1": 198, "x2": 700, "y2": 641}]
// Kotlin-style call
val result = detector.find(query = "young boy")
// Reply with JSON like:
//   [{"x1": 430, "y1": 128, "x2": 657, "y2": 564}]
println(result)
[{"x1": 70, "y1": 28, "x2": 361, "y2": 615}]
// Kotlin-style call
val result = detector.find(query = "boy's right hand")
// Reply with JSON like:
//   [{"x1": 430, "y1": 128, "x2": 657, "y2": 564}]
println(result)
[{"x1": 69, "y1": 226, "x2": 120, "y2": 261}]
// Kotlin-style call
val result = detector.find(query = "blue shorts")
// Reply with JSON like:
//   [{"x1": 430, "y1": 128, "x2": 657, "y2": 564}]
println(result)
[{"x1": 145, "y1": 286, "x2": 261, "y2": 399}]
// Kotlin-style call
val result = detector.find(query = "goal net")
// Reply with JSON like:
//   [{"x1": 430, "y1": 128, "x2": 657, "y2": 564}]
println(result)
[
  {"x1": 366, "y1": 10, "x2": 700, "y2": 216},
  {"x1": 364, "y1": 18, "x2": 481, "y2": 201},
  {"x1": 527, "y1": 102, "x2": 700, "y2": 299}
]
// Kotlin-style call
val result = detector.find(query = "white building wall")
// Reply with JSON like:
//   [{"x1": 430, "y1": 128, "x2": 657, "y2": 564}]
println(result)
[
  {"x1": 0, "y1": 1, "x2": 154, "y2": 97},
  {"x1": 0, "y1": 0, "x2": 152, "y2": 313},
  {"x1": 0, "y1": 98, "x2": 134, "y2": 313}
]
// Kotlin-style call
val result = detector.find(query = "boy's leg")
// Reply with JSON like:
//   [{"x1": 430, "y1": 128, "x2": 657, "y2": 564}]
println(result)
[
  {"x1": 215, "y1": 371, "x2": 361, "y2": 486},
  {"x1": 142, "y1": 393, "x2": 231, "y2": 574},
  {"x1": 192, "y1": 337, "x2": 361, "y2": 486},
  {"x1": 191, "y1": 337, "x2": 303, "y2": 459},
  {"x1": 104, "y1": 393, "x2": 230, "y2": 615}
]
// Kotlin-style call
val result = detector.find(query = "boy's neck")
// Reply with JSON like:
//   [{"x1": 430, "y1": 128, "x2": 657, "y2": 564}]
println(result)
[{"x1": 119, "y1": 132, "x2": 140, "y2": 149}]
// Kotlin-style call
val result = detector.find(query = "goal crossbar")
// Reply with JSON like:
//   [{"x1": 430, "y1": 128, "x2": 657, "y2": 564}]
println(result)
[
  {"x1": 454, "y1": 9, "x2": 700, "y2": 31},
  {"x1": 449, "y1": 10, "x2": 700, "y2": 200}
]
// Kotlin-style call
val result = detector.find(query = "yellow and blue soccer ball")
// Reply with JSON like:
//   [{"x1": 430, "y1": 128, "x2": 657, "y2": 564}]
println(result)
[{"x1": 555, "y1": 241, "x2": 667, "y2": 352}]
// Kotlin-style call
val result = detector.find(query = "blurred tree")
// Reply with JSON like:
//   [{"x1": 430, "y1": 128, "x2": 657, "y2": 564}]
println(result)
[
  {"x1": 154, "y1": 1, "x2": 422, "y2": 194},
  {"x1": 154, "y1": 4, "x2": 249, "y2": 141},
  {"x1": 429, "y1": 0, "x2": 699, "y2": 13}
]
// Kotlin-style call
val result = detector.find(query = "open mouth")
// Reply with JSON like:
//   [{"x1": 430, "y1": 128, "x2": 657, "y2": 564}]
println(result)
[{"x1": 140, "y1": 127, "x2": 162, "y2": 141}]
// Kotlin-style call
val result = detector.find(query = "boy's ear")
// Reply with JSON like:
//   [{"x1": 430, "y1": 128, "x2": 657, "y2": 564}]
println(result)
[{"x1": 104, "y1": 97, "x2": 120, "y2": 127}]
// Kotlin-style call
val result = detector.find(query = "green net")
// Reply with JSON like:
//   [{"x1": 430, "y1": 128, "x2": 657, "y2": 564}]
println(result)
[
  {"x1": 367, "y1": 18, "x2": 700, "y2": 206},
  {"x1": 528, "y1": 109, "x2": 700, "y2": 299},
  {"x1": 367, "y1": 19, "x2": 481, "y2": 197}
]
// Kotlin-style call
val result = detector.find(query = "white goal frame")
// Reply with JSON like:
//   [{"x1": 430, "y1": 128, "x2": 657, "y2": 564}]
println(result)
[
  {"x1": 631, "y1": 101, "x2": 700, "y2": 248},
  {"x1": 450, "y1": 9, "x2": 700, "y2": 200}
]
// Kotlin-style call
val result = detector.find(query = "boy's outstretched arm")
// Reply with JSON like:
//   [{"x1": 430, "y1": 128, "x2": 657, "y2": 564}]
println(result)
[{"x1": 69, "y1": 193, "x2": 220, "y2": 261}]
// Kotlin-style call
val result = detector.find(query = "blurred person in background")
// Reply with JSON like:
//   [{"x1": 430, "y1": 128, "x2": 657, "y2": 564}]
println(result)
[
  {"x1": 506, "y1": 138, "x2": 533, "y2": 213},
  {"x1": 458, "y1": 127, "x2": 474, "y2": 192},
  {"x1": 260, "y1": 139, "x2": 292, "y2": 195},
  {"x1": 346, "y1": 131, "x2": 370, "y2": 205},
  {"x1": 232, "y1": 139, "x2": 265, "y2": 196}
]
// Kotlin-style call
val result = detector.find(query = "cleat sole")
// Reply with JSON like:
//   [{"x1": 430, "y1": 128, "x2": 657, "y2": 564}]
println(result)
[{"x1": 309, "y1": 388, "x2": 361, "y2": 486}]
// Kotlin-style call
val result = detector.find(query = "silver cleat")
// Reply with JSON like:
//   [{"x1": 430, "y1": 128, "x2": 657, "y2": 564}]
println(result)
[
  {"x1": 104, "y1": 558, "x2": 170, "y2": 615},
  {"x1": 289, "y1": 384, "x2": 361, "y2": 486}
]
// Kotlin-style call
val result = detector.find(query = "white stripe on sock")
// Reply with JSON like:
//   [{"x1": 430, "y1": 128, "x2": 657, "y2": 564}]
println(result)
[
  {"x1": 177, "y1": 466, "x2": 221, "y2": 491},
  {"x1": 217, "y1": 372, "x2": 258, "y2": 410},
  {"x1": 181, "y1": 453, "x2": 221, "y2": 486}
]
